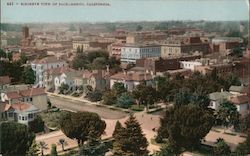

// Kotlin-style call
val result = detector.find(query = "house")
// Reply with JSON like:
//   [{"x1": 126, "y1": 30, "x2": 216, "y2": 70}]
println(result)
[
  {"x1": 0, "y1": 88, "x2": 47, "y2": 110},
  {"x1": 180, "y1": 61, "x2": 202, "y2": 71},
  {"x1": 229, "y1": 95, "x2": 250, "y2": 114},
  {"x1": 54, "y1": 70, "x2": 83, "y2": 93},
  {"x1": 229, "y1": 85, "x2": 247, "y2": 95},
  {"x1": 110, "y1": 71, "x2": 154, "y2": 91},
  {"x1": 0, "y1": 76, "x2": 11, "y2": 90},
  {"x1": 31, "y1": 56, "x2": 68, "y2": 87},
  {"x1": 208, "y1": 90, "x2": 232, "y2": 110},
  {"x1": 120, "y1": 44, "x2": 161, "y2": 63},
  {"x1": 44, "y1": 67, "x2": 75, "y2": 91},
  {"x1": 0, "y1": 102, "x2": 40, "y2": 125}
]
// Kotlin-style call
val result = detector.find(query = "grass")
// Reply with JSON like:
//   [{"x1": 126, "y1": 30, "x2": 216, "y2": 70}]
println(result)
[
  {"x1": 130, "y1": 105, "x2": 145, "y2": 111},
  {"x1": 224, "y1": 132, "x2": 237, "y2": 136}
]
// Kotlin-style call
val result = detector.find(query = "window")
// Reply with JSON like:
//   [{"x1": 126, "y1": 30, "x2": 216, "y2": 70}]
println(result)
[
  {"x1": 22, "y1": 116, "x2": 25, "y2": 120},
  {"x1": 8, "y1": 112, "x2": 13, "y2": 117},
  {"x1": 30, "y1": 97, "x2": 33, "y2": 101},
  {"x1": 28, "y1": 114, "x2": 33, "y2": 119},
  {"x1": 25, "y1": 116, "x2": 27, "y2": 120}
]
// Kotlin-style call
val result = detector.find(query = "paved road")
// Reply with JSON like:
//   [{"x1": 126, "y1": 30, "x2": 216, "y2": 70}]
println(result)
[{"x1": 48, "y1": 95, "x2": 128, "y2": 119}]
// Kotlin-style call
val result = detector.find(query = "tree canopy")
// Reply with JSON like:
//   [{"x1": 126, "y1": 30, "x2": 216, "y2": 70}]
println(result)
[
  {"x1": 1, "y1": 122, "x2": 35, "y2": 155},
  {"x1": 60, "y1": 112, "x2": 106, "y2": 146}
]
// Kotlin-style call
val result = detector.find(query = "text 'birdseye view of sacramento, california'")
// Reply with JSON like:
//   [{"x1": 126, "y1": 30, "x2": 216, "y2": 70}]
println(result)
[{"x1": 0, "y1": 0, "x2": 250, "y2": 155}]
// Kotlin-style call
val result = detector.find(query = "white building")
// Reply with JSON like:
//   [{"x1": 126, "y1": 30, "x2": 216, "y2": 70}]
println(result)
[
  {"x1": 208, "y1": 91, "x2": 232, "y2": 110},
  {"x1": 110, "y1": 71, "x2": 154, "y2": 91},
  {"x1": 31, "y1": 56, "x2": 67, "y2": 87},
  {"x1": 120, "y1": 44, "x2": 161, "y2": 63},
  {"x1": 180, "y1": 61, "x2": 202, "y2": 71}
]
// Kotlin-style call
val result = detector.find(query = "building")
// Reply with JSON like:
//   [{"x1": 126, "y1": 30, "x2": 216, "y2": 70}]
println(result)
[
  {"x1": 110, "y1": 71, "x2": 154, "y2": 91},
  {"x1": 0, "y1": 87, "x2": 47, "y2": 110},
  {"x1": 31, "y1": 56, "x2": 67, "y2": 87},
  {"x1": 0, "y1": 102, "x2": 40, "y2": 125},
  {"x1": 121, "y1": 44, "x2": 161, "y2": 63},
  {"x1": 212, "y1": 37, "x2": 243, "y2": 54},
  {"x1": 229, "y1": 95, "x2": 250, "y2": 114},
  {"x1": 208, "y1": 90, "x2": 232, "y2": 110},
  {"x1": 161, "y1": 37, "x2": 210, "y2": 59},
  {"x1": 180, "y1": 61, "x2": 202, "y2": 71},
  {"x1": 22, "y1": 26, "x2": 29, "y2": 39},
  {"x1": 107, "y1": 43, "x2": 125, "y2": 59},
  {"x1": 72, "y1": 39, "x2": 114, "y2": 52},
  {"x1": 126, "y1": 31, "x2": 167, "y2": 44},
  {"x1": 72, "y1": 41, "x2": 90, "y2": 51},
  {"x1": 0, "y1": 76, "x2": 11, "y2": 90}
]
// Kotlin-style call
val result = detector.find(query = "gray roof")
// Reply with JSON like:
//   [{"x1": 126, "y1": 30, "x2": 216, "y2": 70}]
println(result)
[
  {"x1": 229, "y1": 85, "x2": 245, "y2": 93},
  {"x1": 209, "y1": 91, "x2": 232, "y2": 101}
]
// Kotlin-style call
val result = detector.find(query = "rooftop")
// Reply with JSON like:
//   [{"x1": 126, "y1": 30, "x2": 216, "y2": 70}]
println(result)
[
  {"x1": 209, "y1": 91, "x2": 232, "y2": 101},
  {"x1": 32, "y1": 56, "x2": 65, "y2": 64},
  {"x1": 110, "y1": 71, "x2": 153, "y2": 81}
]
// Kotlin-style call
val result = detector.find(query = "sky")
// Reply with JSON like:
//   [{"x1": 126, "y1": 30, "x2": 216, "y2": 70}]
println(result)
[{"x1": 1, "y1": 0, "x2": 249, "y2": 23}]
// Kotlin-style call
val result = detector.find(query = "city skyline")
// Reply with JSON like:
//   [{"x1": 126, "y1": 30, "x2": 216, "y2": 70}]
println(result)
[{"x1": 1, "y1": 0, "x2": 249, "y2": 23}]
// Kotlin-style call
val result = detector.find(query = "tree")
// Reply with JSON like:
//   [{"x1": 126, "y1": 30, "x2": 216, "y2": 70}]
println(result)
[
  {"x1": 58, "y1": 138, "x2": 67, "y2": 151},
  {"x1": 59, "y1": 83, "x2": 69, "y2": 94},
  {"x1": 26, "y1": 140, "x2": 39, "y2": 156},
  {"x1": 230, "y1": 46, "x2": 243, "y2": 57},
  {"x1": 174, "y1": 88, "x2": 191, "y2": 107},
  {"x1": 0, "y1": 122, "x2": 35, "y2": 155},
  {"x1": 85, "y1": 90, "x2": 103, "y2": 102},
  {"x1": 136, "y1": 25, "x2": 143, "y2": 31},
  {"x1": 60, "y1": 112, "x2": 106, "y2": 146},
  {"x1": 216, "y1": 101, "x2": 240, "y2": 129},
  {"x1": 91, "y1": 57, "x2": 107, "y2": 70},
  {"x1": 234, "y1": 131, "x2": 250, "y2": 155},
  {"x1": 22, "y1": 65, "x2": 35, "y2": 84},
  {"x1": 78, "y1": 139, "x2": 108, "y2": 156},
  {"x1": 157, "y1": 105, "x2": 215, "y2": 153},
  {"x1": 116, "y1": 93, "x2": 135, "y2": 109},
  {"x1": 112, "y1": 121, "x2": 123, "y2": 138},
  {"x1": 112, "y1": 82, "x2": 126, "y2": 96},
  {"x1": 29, "y1": 115, "x2": 44, "y2": 133},
  {"x1": 0, "y1": 48, "x2": 6, "y2": 58},
  {"x1": 102, "y1": 91, "x2": 117, "y2": 105},
  {"x1": 112, "y1": 115, "x2": 149, "y2": 155},
  {"x1": 213, "y1": 138, "x2": 231, "y2": 156},
  {"x1": 190, "y1": 92, "x2": 210, "y2": 109},
  {"x1": 38, "y1": 141, "x2": 48, "y2": 156},
  {"x1": 20, "y1": 53, "x2": 28, "y2": 64},
  {"x1": 239, "y1": 113, "x2": 250, "y2": 133},
  {"x1": 50, "y1": 144, "x2": 58, "y2": 156},
  {"x1": 156, "y1": 143, "x2": 176, "y2": 156},
  {"x1": 132, "y1": 83, "x2": 158, "y2": 110}
]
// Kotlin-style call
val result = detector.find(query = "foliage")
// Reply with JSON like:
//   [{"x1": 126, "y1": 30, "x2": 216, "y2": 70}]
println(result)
[
  {"x1": 40, "y1": 111, "x2": 70, "y2": 130},
  {"x1": 112, "y1": 115, "x2": 149, "y2": 156},
  {"x1": 102, "y1": 90, "x2": 117, "y2": 105},
  {"x1": 38, "y1": 141, "x2": 48, "y2": 156},
  {"x1": 0, "y1": 60, "x2": 23, "y2": 83},
  {"x1": 157, "y1": 105, "x2": 215, "y2": 153},
  {"x1": 230, "y1": 46, "x2": 243, "y2": 57},
  {"x1": 28, "y1": 115, "x2": 44, "y2": 133},
  {"x1": 50, "y1": 144, "x2": 58, "y2": 156},
  {"x1": 116, "y1": 93, "x2": 135, "y2": 109},
  {"x1": 113, "y1": 121, "x2": 122, "y2": 138},
  {"x1": 216, "y1": 101, "x2": 240, "y2": 129},
  {"x1": 26, "y1": 140, "x2": 39, "y2": 156},
  {"x1": 136, "y1": 25, "x2": 143, "y2": 31},
  {"x1": 85, "y1": 90, "x2": 103, "y2": 102},
  {"x1": 130, "y1": 105, "x2": 145, "y2": 111},
  {"x1": 234, "y1": 132, "x2": 250, "y2": 155},
  {"x1": 112, "y1": 82, "x2": 126, "y2": 96},
  {"x1": 20, "y1": 53, "x2": 28, "y2": 64},
  {"x1": 60, "y1": 112, "x2": 106, "y2": 146},
  {"x1": 22, "y1": 65, "x2": 35, "y2": 84},
  {"x1": 213, "y1": 138, "x2": 231, "y2": 156},
  {"x1": 78, "y1": 139, "x2": 109, "y2": 156},
  {"x1": 132, "y1": 83, "x2": 158, "y2": 109},
  {"x1": 59, "y1": 83, "x2": 69, "y2": 94},
  {"x1": 155, "y1": 143, "x2": 176, "y2": 156},
  {"x1": 58, "y1": 138, "x2": 67, "y2": 151},
  {"x1": 0, "y1": 122, "x2": 35, "y2": 155},
  {"x1": 239, "y1": 113, "x2": 250, "y2": 133},
  {"x1": 91, "y1": 57, "x2": 107, "y2": 70}
]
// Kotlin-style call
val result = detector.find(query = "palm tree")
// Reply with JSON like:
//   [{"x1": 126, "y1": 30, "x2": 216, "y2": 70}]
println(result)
[
  {"x1": 38, "y1": 141, "x2": 48, "y2": 156},
  {"x1": 58, "y1": 138, "x2": 67, "y2": 151}
]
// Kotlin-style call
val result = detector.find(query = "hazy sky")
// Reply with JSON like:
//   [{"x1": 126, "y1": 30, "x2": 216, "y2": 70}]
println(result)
[{"x1": 1, "y1": 0, "x2": 249, "y2": 23}]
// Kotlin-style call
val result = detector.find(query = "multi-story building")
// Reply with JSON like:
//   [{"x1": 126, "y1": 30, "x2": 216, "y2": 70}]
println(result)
[
  {"x1": 126, "y1": 31, "x2": 167, "y2": 44},
  {"x1": 31, "y1": 56, "x2": 68, "y2": 87},
  {"x1": 212, "y1": 37, "x2": 243, "y2": 54},
  {"x1": 107, "y1": 43, "x2": 125, "y2": 59},
  {"x1": 161, "y1": 36, "x2": 210, "y2": 59},
  {"x1": 72, "y1": 39, "x2": 114, "y2": 52},
  {"x1": 121, "y1": 44, "x2": 161, "y2": 63}
]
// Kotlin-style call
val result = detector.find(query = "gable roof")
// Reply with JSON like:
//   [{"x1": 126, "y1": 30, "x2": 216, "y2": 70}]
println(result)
[
  {"x1": 11, "y1": 102, "x2": 39, "y2": 112},
  {"x1": 209, "y1": 91, "x2": 232, "y2": 101},
  {"x1": 230, "y1": 95, "x2": 250, "y2": 105},
  {"x1": 229, "y1": 85, "x2": 245, "y2": 93},
  {"x1": 5, "y1": 88, "x2": 46, "y2": 99},
  {"x1": 0, "y1": 76, "x2": 11, "y2": 85}
]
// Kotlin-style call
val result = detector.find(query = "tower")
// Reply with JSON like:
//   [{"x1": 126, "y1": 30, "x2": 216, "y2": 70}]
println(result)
[{"x1": 22, "y1": 26, "x2": 29, "y2": 39}]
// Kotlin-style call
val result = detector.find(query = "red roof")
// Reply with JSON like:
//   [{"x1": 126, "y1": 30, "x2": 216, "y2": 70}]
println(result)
[
  {"x1": 0, "y1": 103, "x2": 12, "y2": 112},
  {"x1": 230, "y1": 95, "x2": 250, "y2": 105},
  {"x1": 11, "y1": 103, "x2": 31, "y2": 111},
  {"x1": 19, "y1": 88, "x2": 46, "y2": 97},
  {"x1": 110, "y1": 71, "x2": 153, "y2": 81},
  {"x1": 6, "y1": 91, "x2": 22, "y2": 99},
  {"x1": 0, "y1": 76, "x2": 11, "y2": 85}
]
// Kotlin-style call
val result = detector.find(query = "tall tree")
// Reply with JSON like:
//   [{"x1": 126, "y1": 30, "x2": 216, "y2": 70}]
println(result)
[
  {"x1": 157, "y1": 105, "x2": 215, "y2": 153},
  {"x1": 26, "y1": 140, "x2": 39, "y2": 156},
  {"x1": 112, "y1": 115, "x2": 149, "y2": 156},
  {"x1": 50, "y1": 144, "x2": 58, "y2": 156},
  {"x1": 116, "y1": 93, "x2": 135, "y2": 109},
  {"x1": 78, "y1": 139, "x2": 108, "y2": 156},
  {"x1": 213, "y1": 138, "x2": 231, "y2": 156},
  {"x1": 38, "y1": 141, "x2": 48, "y2": 156},
  {"x1": 112, "y1": 82, "x2": 126, "y2": 96},
  {"x1": 0, "y1": 122, "x2": 35, "y2": 155},
  {"x1": 22, "y1": 65, "x2": 35, "y2": 84},
  {"x1": 60, "y1": 112, "x2": 106, "y2": 146}
]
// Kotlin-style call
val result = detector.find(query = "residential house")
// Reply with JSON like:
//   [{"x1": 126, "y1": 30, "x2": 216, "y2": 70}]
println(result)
[
  {"x1": 208, "y1": 90, "x2": 232, "y2": 110},
  {"x1": 0, "y1": 88, "x2": 47, "y2": 110},
  {"x1": 31, "y1": 56, "x2": 68, "y2": 87},
  {"x1": 0, "y1": 102, "x2": 40, "y2": 125},
  {"x1": 229, "y1": 95, "x2": 250, "y2": 114},
  {"x1": 110, "y1": 71, "x2": 154, "y2": 91}
]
